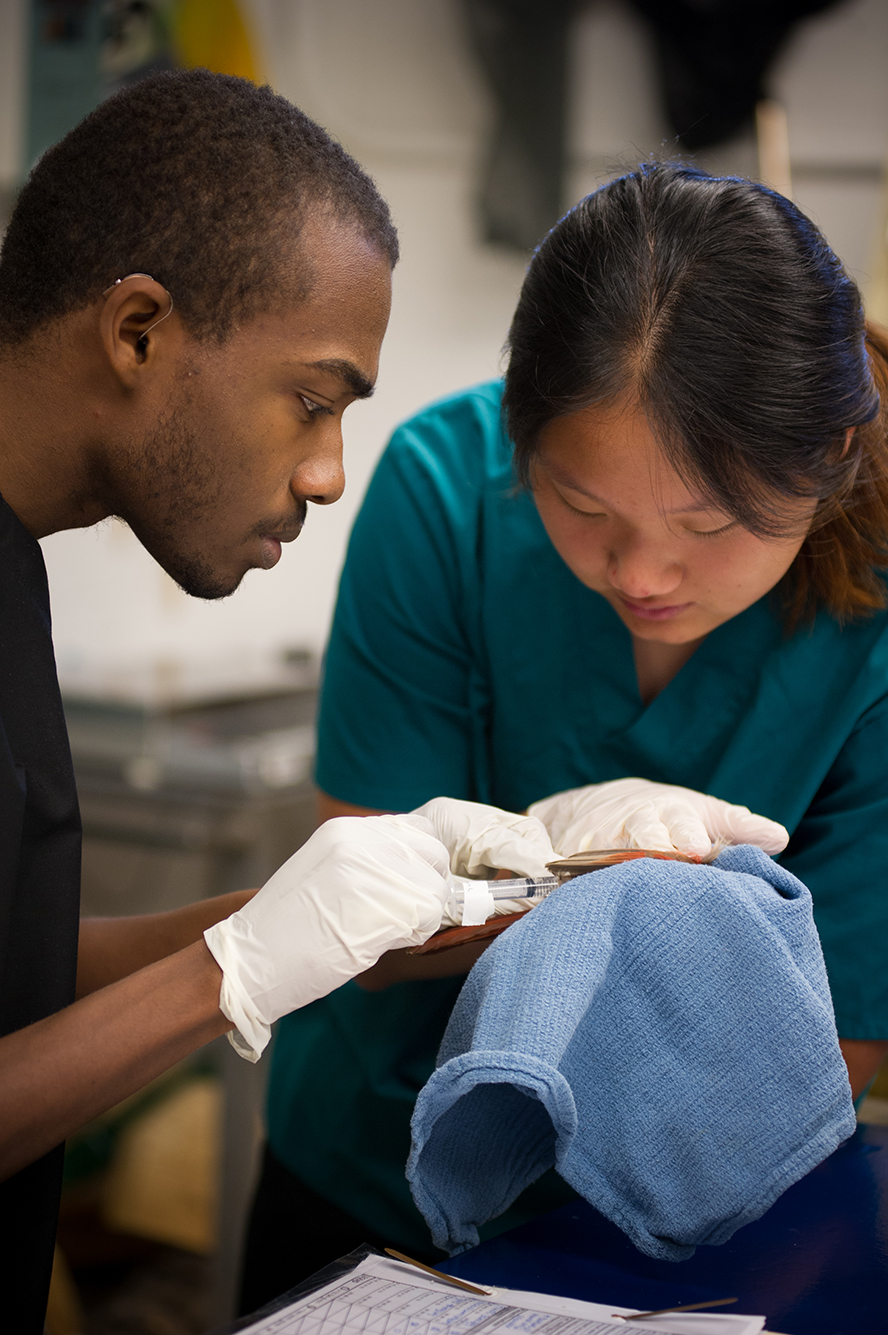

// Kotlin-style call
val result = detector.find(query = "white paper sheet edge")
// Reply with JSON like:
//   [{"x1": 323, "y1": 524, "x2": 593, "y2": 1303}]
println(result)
[{"x1": 237, "y1": 1252, "x2": 766, "y2": 1335}]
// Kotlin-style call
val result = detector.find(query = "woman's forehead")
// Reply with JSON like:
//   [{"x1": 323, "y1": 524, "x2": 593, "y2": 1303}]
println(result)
[{"x1": 537, "y1": 399, "x2": 722, "y2": 516}]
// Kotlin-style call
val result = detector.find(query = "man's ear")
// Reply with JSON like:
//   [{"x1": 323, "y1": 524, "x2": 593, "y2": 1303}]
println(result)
[{"x1": 99, "y1": 273, "x2": 176, "y2": 386}]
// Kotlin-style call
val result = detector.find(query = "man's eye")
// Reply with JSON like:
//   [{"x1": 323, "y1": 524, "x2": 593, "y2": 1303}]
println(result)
[{"x1": 299, "y1": 395, "x2": 332, "y2": 416}]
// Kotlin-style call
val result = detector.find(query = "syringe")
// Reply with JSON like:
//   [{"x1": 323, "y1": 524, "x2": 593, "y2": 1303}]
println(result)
[{"x1": 445, "y1": 874, "x2": 561, "y2": 926}]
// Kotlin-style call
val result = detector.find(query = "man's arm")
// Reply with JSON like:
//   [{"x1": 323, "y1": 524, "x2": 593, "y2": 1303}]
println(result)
[
  {"x1": 77, "y1": 889, "x2": 255, "y2": 997},
  {"x1": 0, "y1": 940, "x2": 230, "y2": 1183},
  {"x1": 0, "y1": 890, "x2": 257, "y2": 1177},
  {"x1": 2, "y1": 810, "x2": 467, "y2": 1184}
]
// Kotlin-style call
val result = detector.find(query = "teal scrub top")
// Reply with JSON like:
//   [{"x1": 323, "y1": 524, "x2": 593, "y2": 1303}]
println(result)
[{"x1": 268, "y1": 381, "x2": 888, "y2": 1252}]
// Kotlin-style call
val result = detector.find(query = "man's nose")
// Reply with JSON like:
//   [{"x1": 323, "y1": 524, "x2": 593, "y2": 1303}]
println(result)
[
  {"x1": 607, "y1": 538, "x2": 683, "y2": 599},
  {"x1": 292, "y1": 430, "x2": 346, "y2": 507}
]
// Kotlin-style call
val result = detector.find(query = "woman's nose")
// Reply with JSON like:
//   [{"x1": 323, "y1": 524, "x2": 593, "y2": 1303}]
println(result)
[{"x1": 607, "y1": 540, "x2": 683, "y2": 599}]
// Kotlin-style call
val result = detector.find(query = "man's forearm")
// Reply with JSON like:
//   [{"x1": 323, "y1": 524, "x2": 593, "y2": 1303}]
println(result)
[
  {"x1": 0, "y1": 940, "x2": 231, "y2": 1183},
  {"x1": 77, "y1": 889, "x2": 255, "y2": 997}
]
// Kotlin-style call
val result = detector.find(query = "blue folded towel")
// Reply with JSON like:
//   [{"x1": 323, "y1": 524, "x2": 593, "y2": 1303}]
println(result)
[{"x1": 407, "y1": 845, "x2": 855, "y2": 1260}]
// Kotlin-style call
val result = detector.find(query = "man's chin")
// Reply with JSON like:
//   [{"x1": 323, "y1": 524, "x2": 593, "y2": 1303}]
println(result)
[{"x1": 163, "y1": 554, "x2": 245, "y2": 601}]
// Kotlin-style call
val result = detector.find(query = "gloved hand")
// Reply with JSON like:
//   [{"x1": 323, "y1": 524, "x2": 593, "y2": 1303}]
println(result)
[
  {"x1": 528, "y1": 778, "x2": 789, "y2": 860},
  {"x1": 413, "y1": 796, "x2": 557, "y2": 879},
  {"x1": 204, "y1": 814, "x2": 451, "y2": 1062}
]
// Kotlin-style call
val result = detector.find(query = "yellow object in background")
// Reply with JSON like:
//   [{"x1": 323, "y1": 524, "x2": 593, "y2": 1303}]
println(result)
[
  {"x1": 102, "y1": 1076, "x2": 222, "y2": 1255},
  {"x1": 45, "y1": 1246, "x2": 85, "y2": 1335},
  {"x1": 172, "y1": 0, "x2": 264, "y2": 83}
]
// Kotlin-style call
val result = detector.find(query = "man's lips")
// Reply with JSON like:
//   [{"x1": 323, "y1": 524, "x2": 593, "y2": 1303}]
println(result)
[
  {"x1": 618, "y1": 596, "x2": 692, "y2": 622},
  {"x1": 266, "y1": 524, "x2": 303, "y2": 545},
  {"x1": 258, "y1": 536, "x2": 284, "y2": 569},
  {"x1": 257, "y1": 520, "x2": 304, "y2": 570},
  {"x1": 254, "y1": 501, "x2": 308, "y2": 569}
]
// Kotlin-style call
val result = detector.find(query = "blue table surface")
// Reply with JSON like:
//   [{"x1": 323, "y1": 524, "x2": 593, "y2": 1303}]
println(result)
[{"x1": 442, "y1": 1123, "x2": 888, "y2": 1335}]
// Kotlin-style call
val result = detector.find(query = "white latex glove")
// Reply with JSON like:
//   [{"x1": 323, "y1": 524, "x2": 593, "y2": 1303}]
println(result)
[
  {"x1": 413, "y1": 796, "x2": 557, "y2": 879},
  {"x1": 204, "y1": 814, "x2": 451, "y2": 1062},
  {"x1": 528, "y1": 778, "x2": 789, "y2": 860}
]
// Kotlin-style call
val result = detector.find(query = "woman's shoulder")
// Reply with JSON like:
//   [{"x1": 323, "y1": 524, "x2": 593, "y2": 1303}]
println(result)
[
  {"x1": 778, "y1": 592, "x2": 888, "y2": 717},
  {"x1": 811, "y1": 588, "x2": 888, "y2": 654},
  {"x1": 399, "y1": 378, "x2": 505, "y2": 431},
  {"x1": 382, "y1": 380, "x2": 512, "y2": 486}
]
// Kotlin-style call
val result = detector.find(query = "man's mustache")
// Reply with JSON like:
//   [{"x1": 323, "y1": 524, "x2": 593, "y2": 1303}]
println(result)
[{"x1": 253, "y1": 500, "x2": 308, "y2": 543}]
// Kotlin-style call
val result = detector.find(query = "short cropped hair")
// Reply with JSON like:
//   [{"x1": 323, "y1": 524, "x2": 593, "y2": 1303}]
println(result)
[
  {"x1": 0, "y1": 68, "x2": 398, "y2": 345},
  {"x1": 504, "y1": 162, "x2": 888, "y2": 625}
]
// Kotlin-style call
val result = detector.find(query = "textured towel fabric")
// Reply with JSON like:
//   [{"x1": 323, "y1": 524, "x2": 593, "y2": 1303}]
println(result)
[{"x1": 407, "y1": 845, "x2": 855, "y2": 1260}]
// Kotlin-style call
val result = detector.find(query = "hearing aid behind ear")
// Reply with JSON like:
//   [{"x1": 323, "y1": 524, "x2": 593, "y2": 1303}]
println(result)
[{"x1": 103, "y1": 273, "x2": 174, "y2": 352}]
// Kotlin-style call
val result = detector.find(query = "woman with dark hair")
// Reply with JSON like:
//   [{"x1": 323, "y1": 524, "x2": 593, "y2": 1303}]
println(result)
[{"x1": 240, "y1": 164, "x2": 888, "y2": 1308}]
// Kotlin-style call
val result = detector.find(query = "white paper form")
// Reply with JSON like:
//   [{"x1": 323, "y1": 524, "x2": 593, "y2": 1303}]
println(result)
[{"x1": 237, "y1": 1254, "x2": 765, "y2": 1335}]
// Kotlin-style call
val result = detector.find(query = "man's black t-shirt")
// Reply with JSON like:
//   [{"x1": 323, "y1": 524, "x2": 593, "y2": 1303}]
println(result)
[{"x1": 0, "y1": 494, "x2": 81, "y2": 1331}]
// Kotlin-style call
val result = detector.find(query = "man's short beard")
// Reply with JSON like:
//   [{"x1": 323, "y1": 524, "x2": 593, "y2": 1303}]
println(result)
[
  {"x1": 164, "y1": 549, "x2": 242, "y2": 601},
  {"x1": 112, "y1": 396, "x2": 307, "y2": 599},
  {"x1": 112, "y1": 400, "x2": 242, "y2": 600}
]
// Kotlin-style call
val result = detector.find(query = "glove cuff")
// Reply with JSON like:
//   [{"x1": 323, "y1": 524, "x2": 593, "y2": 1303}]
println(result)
[{"x1": 203, "y1": 923, "x2": 272, "y2": 1063}]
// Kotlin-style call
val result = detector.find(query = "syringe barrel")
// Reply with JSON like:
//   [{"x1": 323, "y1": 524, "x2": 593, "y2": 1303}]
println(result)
[
  {"x1": 486, "y1": 875, "x2": 559, "y2": 900},
  {"x1": 446, "y1": 875, "x2": 559, "y2": 912}
]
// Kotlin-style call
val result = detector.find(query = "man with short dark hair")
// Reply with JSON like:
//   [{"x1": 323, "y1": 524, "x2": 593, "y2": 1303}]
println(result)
[{"x1": 0, "y1": 69, "x2": 558, "y2": 1330}]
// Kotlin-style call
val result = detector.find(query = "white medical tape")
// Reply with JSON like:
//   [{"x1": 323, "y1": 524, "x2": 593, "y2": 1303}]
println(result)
[{"x1": 460, "y1": 880, "x2": 497, "y2": 926}]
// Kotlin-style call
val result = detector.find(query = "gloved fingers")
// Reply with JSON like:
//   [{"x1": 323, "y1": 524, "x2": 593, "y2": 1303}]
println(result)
[
  {"x1": 391, "y1": 812, "x2": 437, "y2": 836},
  {"x1": 698, "y1": 798, "x2": 790, "y2": 854},
  {"x1": 525, "y1": 778, "x2": 789, "y2": 860},
  {"x1": 260, "y1": 814, "x2": 451, "y2": 898},
  {"x1": 414, "y1": 797, "x2": 556, "y2": 879},
  {"x1": 526, "y1": 787, "x2": 586, "y2": 828},
  {"x1": 368, "y1": 885, "x2": 447, "y2": 946},
  {"x1": 377, "y1": 813, "x2": 453, "y2": 882},
  {"x1": 527, "y1": 785, "x2": 609, "y2": 851},
  {"x1": 645, "y1": 799, "x2": 715, "y2": 857},
  {"x1": 619, "y1": 802, "x2": 686, "y2": 853},
  {"x1": 529, "y1": 779, "x2": 663, "y2": 853},
  {"x1": 340, "y1": 825, "x2": 454, "y2": 930},
  {"x1": 411, "y1": 796, "x2": 486, "y2": 872},
  {"x1": 310, "y1": 838, "x2": 451, "y2": 953},
  {"x1": 411, "y1": 796, "x2": 477, "y2": 833},
  {"x1": 467, "y1": 829, "x2": 557, "y2": 879},
  {"x1": 526, "y1": 779, "x2": 608, "y2": 827}
]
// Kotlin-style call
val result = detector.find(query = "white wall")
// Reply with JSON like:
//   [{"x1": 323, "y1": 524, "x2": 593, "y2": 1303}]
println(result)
[
  {"x1": 8, "y1": 0, "x2": 888, "y2": 692},
  {"x1": 567, "y1": 0, "x2": 888, "y2": 286}
]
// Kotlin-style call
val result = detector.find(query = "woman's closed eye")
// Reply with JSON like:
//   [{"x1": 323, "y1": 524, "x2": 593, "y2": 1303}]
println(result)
[
  {"x1": 685, "y1": 520, "x2": 738, "y2": 539},
  {"x1": 551, "y1": 488, "x2": 606, "y2": 519}
]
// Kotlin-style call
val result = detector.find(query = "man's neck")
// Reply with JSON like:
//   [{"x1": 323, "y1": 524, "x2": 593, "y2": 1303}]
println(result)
[{"x1": 0, "y1": 322, "x2": 110, "y2": 538}]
